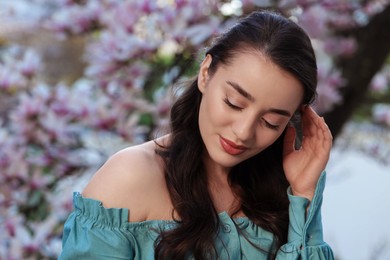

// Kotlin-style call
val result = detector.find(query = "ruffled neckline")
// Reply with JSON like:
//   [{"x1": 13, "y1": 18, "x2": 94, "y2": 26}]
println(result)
[{"x1": 72, "y1": 192, "x2": 252, "y2": 229}]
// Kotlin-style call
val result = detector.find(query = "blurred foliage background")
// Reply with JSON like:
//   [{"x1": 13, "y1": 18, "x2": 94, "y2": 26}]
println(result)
[{"x1": 0, "y1": 0, "x2": 389, "y2": 259}]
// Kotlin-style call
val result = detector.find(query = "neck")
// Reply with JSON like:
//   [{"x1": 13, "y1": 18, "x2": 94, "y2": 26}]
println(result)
[
  {"x1": 208, "y1": 180, "x2": 241, "y2": 216},
  {"x1": 202, "y1": 149, "x2": 231, "y2": 182},
  {"x1": 202, "y1": 155, "x2": 241, "y2": 216}
]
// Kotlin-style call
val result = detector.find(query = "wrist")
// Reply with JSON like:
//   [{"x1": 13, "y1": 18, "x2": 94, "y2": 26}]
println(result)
[{"x1": 290, "y1": 188, "x2": 315, "y2": 201}]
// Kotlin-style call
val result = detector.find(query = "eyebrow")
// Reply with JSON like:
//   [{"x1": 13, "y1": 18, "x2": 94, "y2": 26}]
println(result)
[
  {"x1": 266, "y1": 108, "x2": 291, "y2": 117},
  {"x1": 226, "y1": 81, "x2": 255, "y2": 102},
  {"x1": 226, "y1": 80, "x2": 292, "y2": 117}
]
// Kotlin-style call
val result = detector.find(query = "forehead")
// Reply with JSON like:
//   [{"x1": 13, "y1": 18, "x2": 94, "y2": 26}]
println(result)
[{"x1": 217, "y1": 51, "x2": 304, "y2": 111}]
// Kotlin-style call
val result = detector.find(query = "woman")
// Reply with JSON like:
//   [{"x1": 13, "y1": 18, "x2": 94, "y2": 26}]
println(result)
[{"x1": 59, "y1": 11, "x2": 334, "y2": 259}]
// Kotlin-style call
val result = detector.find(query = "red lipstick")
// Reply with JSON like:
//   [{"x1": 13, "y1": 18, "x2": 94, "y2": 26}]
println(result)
[{"x1": 220, "y1": 136, "x2": 247, "y2": 155}]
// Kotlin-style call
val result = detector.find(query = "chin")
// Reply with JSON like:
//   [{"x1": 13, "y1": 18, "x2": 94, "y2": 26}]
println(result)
[{"x1": 210, "y1": 152, "x2": 249, "y2": 169}]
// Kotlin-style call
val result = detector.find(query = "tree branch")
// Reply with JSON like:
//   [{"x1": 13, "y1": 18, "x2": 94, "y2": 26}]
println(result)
[{"x1": 323, "y1": 4, "x2": 390, "y2": 138}]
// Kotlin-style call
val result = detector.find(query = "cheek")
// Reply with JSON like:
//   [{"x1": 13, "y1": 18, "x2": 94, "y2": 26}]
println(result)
[
  {"x1": 201, "y1": 94, "x2": 230, "y2": 126},
  {"x1": 198, "y1": 99, "x2": 222, "y2": 138},
  {"x1": 254, "y1": 128, "x2": 285, "y2": 150}
]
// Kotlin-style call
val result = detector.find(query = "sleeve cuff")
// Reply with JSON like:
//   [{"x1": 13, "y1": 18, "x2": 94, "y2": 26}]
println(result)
[{"x1": 286, "y1": 171, "x2": 327, "y2": 247}]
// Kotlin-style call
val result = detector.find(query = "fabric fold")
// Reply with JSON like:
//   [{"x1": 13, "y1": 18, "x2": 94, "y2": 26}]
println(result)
[{"x1": 59, "y1": 173, "x2": 333, "y2": 259}]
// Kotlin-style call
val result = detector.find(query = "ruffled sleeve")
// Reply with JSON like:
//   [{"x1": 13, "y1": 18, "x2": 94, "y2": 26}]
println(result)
[
  {"x1": 276, "y1": 171, "x2": 334, "y2": 259},
  {"x1": 59, "y1": 192, "x2": 135, "y2": 260}
]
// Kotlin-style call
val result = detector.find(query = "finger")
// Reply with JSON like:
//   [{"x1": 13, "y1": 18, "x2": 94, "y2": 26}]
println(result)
[
  {"x1": 283, "y1": 124, "x2": 296, "y2": 157},
  {"x1": 307, "y1": 115, "x2": 332, "y2": 157},
  {"x1": 315, "y1": 117, "x2": 326, "y2": 148},
  {"x1": 302, "y1": 107, "x2": 331, "y2": 154},
  {"x1": 318, "y1": 117, "x2": 333, "y2": 149},
  {"x1": 301, "y1": 106, "x2": 320, "y2": 138}
]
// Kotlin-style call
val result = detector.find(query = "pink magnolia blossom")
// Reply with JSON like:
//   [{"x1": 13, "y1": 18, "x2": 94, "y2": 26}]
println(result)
[
  {"x1": 363, "y1": 0, "x2": 390, "y2": 16},
  {"x1": 47, "y1": 1, "x2": 103, "y2": 35},
  {"x1": 0, "y1": 46, "x2": 42, "y2": 93},
  {"x1": 314, "y1": 62, "x2": 346, "y2": 113},
  {"x1": 1, "y1": 0, "x2": 390, "y2": 258},
  {"x1": 315, "y1": 83, "x2": 343, "y2": 113},
  {"x1": 182, "y1": 16, "x2": 221, "y2": 45},
  {"x1": 370, "y1": 66, "x2": 390, "y2": 92},
  {"x1": 298, "y1": 5, "x2": 330, "y2": 38},
  {"x1": 100, "y1": 1, "x2": 144, "y2": 33},
  {"x1": 0, "y1": 65, "x2": 27, "y2": 92},
  {"x1": 85, "y1": 32, "x2": 154, "y2": 82},
  {"x1": 278, "y1": 0, "x2": 300, "y2": 9},
  {"x1": 17, "y1": 49, "x2": 42, "y2": 78},
  {"x1": 329, "y1": 12, "x2": 357, "y2": 28},
  {"x1": 323, "y1": 37, "x2": 357, "y2": 57}
]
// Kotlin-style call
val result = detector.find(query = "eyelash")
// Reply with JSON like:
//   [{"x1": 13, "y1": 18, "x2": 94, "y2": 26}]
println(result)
[
  {"x1": 223, "y1": 98, "x2": 243, "y2": 111},
  {"x1": 223, "y1": 97, "x2": 280, "y2": 131},
  {"x1": 264, "y1": 121, "x2": 280, "y2": 131}
]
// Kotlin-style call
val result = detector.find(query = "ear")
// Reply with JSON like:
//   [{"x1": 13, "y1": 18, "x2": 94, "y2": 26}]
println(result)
[{"x1": 197, "y1": 54, "x2": 212, "y2": 93}]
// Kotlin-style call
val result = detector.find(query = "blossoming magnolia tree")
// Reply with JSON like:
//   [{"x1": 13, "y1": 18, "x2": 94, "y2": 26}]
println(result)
[{"x1": 0, "y1": 0, "x2": 389, "y2": 258}]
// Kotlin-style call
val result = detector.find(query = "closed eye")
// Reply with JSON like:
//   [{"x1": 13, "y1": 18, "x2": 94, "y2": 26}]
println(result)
[
  {"x1": 263, "y1": 120, "x2": 280, "y2": 131},
  {"x1": 223, "y1": 98, "x2": 243, "y2": 111}
]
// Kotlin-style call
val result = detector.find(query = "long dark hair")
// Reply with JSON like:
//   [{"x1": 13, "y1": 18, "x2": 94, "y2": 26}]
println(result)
[{"x1": 154, "y1": 10, "x2": 317, "y2": 259}]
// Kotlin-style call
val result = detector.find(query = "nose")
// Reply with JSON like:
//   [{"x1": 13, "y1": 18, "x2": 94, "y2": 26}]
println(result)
[{"x1": 232, "y1": 115, "x2": 256, "y2": 142}]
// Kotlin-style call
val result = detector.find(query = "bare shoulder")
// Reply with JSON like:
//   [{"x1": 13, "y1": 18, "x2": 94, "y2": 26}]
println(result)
[{"x1": 82, "y1": 138, "x2": 173, "y2": 222}]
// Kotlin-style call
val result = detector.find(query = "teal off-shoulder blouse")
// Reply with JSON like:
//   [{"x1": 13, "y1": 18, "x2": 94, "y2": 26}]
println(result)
[{"x1": 59, "y1": 172, "x2": 334, "y2": 259}]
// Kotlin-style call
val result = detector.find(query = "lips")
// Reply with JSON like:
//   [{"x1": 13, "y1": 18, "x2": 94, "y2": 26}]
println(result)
[{"x1": 219, "y1": 136, "x2": 248, "y2": 155}]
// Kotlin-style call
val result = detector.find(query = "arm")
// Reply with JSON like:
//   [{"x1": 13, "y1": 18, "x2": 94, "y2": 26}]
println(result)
[
  {"x1": 81, "y1": 142, "x2": 173, "y2": 222},
  {"x1": 283, "y1": 105, "x2": 332, "y2": 202},
  {"x1": 59, "y1": 193, "x2": 135, "y2": 259},
  {"x1": 82, "y1": 147, "x2": 155, "y2": 222},
  {"x1": 59, "y1": 141, "x2": 171, "y2": 258},
  {"x1": 277, "y1": 106, "x2": 334, "y2": 259},
  {"x1": 275, "y1": 172, "x2": 334, "y2": 259}
]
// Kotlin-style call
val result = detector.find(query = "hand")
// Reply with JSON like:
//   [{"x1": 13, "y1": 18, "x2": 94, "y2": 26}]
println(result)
[{"x1": 283, "y1": 106, "x2": 332, "y2": 201}]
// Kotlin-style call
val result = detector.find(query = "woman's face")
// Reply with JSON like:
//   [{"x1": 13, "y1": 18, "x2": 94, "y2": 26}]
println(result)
[{"x1": 197, "y1": 51, "x2": 304, "y2": 173}]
